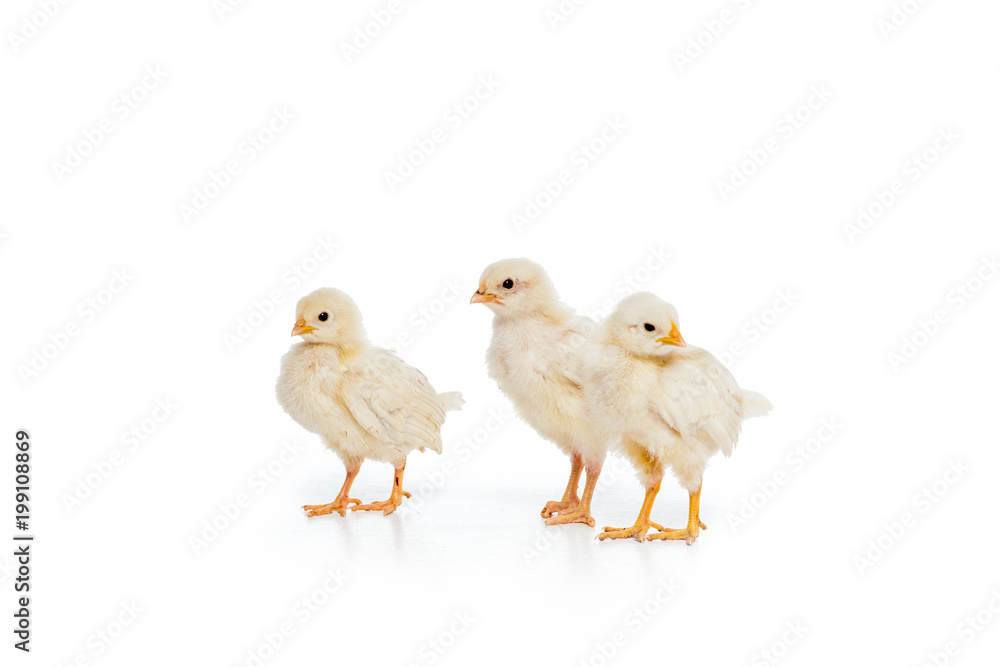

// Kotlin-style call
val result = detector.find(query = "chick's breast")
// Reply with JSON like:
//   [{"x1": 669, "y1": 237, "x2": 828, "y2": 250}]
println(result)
[
  {"x1": 487, "y1": 317, "x2": 596, "y2": 453},
  {"x1": 277, "y1": 343, "x2": 449, "y2": 465}
]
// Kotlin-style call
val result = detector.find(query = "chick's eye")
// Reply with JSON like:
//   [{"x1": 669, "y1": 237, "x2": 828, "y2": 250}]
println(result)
[
  {"x1": 502, "y1": 278, "x2": 514, "y2": 289},
  {"x1": 318, "y1": 312, "x2": 329, "y2": 322},
  {"x1": 643, "y1": 323, "x2": 655, "y2": 332}
]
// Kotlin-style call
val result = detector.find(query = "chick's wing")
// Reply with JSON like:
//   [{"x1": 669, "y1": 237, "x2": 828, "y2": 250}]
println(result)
[
  {"x1": 649, "y1": 349, "x2": 744, "y2": 456},
  {"x1": 341, "y1": 349, "x2": 447, "y2": 453}
]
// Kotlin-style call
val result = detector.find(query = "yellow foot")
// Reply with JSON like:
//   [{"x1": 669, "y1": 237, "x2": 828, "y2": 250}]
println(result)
[
  {"x1": 302, "y1": 498, "x2": 361, "y2": 518},
  {"x1": 646, "y1": 521, "x2": 707, "y2": 545},
  {"x1": 351, "y1": 494, "x2": 408, "y2": 516},
  {"x1": 597, "y1": 520, "x2": 664, "y2": 542},
  {"x1": 544, "y1": 508, "x2": 596, "y2": 527},
  {"x1": 541, "y1": 497, "x2": 580, "y2": 518}
]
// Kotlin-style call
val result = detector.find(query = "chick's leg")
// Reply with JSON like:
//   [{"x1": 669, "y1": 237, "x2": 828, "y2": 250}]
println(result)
[
  {"x1": 352, "y1": 463, "x2": 409, "y2": 516},
  {"x1": 598, "y1": 480, "x2": 665, "y2": 541},
  {"x1": 647, "y1": 484, "x2": 708, "y2": 545},
  {"x1": 545, "y1": 459, "x2": 601, "y2": 526},
  {"x1": 541, "y1": 453, "x2": 583, "y2": 518},
  {"x1": 303, "y1": 461, "x2": 363, "y2": 518}
]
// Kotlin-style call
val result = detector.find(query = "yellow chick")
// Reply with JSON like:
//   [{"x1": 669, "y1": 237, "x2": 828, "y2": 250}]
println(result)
[
  {"x1": 588, "y1": 292, "x2": 771, "y2": 544},
  {"x1": 471, "y1": 258, "x2": 606, "y2": 526},
  {"x1": 276, "y1": 288, "x2": 463, "y2": 517}
]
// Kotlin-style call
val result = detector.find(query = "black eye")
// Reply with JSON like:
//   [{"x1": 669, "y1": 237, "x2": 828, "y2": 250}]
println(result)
[
  {"x1": 643, "y1": 323, "x2": 655, "y2": 332},
  {"x1": 502, "y1": 279, "x2": 514, "y2": 289},
  {"x1": 318, "y1": 312, "x2": 328, "y2": 322}
]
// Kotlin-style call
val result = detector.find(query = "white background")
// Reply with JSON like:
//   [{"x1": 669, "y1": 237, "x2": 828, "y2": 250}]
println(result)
[{"x1": 3, "y1": 1, "x2": 1000, "y2": 665}]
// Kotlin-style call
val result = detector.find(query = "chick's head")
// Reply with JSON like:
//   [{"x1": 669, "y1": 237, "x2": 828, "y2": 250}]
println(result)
[
  {"x1": 290, "y1": 287, "x2": 367, "y2": 348},
  {"x1": 603, "y1": 292, "x2": 686, "y2": 357},
  {"x1": 470, "y1": 258, "x2": 561, "y2": 318}
]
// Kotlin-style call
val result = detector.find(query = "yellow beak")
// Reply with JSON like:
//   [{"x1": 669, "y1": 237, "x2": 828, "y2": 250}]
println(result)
[
  {"x1": 470, "y1": 280, "x2": 496, "y2": 304},
  {"x1": 656, "y1": 322, "x2": 686, "y2": 347},
  {"x1": 291, "y1": 317, "x2": 316, "y2": 337}
]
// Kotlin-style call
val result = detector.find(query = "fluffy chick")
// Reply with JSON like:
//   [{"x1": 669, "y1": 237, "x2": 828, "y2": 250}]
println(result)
[
  {"x1": 588, "y1": 292, "x2": 771, "y2": 544},
  {"x1": 471, "y1": 258, "x2": 605, "y2": 526},
  {"x1": 276, "y1": 288, "x2": 463, "y2": 517}
]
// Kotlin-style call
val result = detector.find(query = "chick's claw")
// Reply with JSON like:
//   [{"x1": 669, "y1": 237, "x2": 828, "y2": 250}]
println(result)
[
  {"x1": 541, "y1": 498, "x2": 579, "y2": 518},
  {"x1": 302, "y1": 498, "x2": 361, "y2": 518},
  {"x1": 351, "y1": 493, "x2": 409, "y2": 516},
  {"x1": 647, "y1": 526, "x2": 702, "y2": 545},
  {"x1": 544, "y1": 508, "x2": 595, "y2": 527},
  {"x1": 598, "y1": 522, "x2": 656, "y2": 541}
]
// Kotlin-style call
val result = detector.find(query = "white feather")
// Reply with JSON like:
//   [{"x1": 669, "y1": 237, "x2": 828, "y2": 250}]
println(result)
[
  {"x1": 585, "y1": 292, "x2": 770, "y2": 492},
  {"x1": 276, "y1": 288, "x2": 461, "y2": 466},
  {"x1": 476, "y1": 259, "x2": 607, "y2": 466}
]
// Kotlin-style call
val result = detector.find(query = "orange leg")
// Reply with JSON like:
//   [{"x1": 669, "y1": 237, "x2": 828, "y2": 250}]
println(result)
[
  {"x1": 352, "y1": 463, "x2": 410, "y2": 516},
  {"x1": 597, "y1": 480, "x2": 665, "y2": 541},
  {"x1": 541, "y1": 453, "x2": 582, "y2": 518},
  {"x1": 545, "y1": 459, "x2": 600, "y2": 527},
  {"x1": 303, "y1": 461, "x2": 363, "y2": 518},
  {"x1": 647, "y1": 484, "x2": 708, "y2": 545}
]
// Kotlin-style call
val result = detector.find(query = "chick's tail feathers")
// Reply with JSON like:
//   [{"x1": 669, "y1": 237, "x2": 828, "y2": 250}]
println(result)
[
  {"x1": 740, "y1": 390, "x2": 772, "y2": 419},
  {"x1": 438, "y1": 391, "x2": 465, "y2": 413}
]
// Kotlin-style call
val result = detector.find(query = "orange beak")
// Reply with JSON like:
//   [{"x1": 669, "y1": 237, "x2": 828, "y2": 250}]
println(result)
[
  {"x1": 470, "y1": 280, "x2": 496, "y2": 304},
  {"x1": 656, "y1": 322, "x2": 686, "y2": 347},
  {"x1": 291, "y1": 317, "x2": 316, "y2": 337}
]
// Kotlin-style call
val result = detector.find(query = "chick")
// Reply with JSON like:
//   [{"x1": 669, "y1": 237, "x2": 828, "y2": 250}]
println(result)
[
  {"x1": 471, "y1": 258, "x2": 605, "y2": 526},
  {"x1": 589, "y1": 292, "x2": 771, "y2": 544},
  {"x1": 276, "y1": 288, "x2": 463, "y2": 517}
]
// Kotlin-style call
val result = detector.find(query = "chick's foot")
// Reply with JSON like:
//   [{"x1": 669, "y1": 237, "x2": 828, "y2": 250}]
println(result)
[
  {"x1": 351, "y1": 490, "x2": 410, "y2": 516},
  {"x1": 545, "y1": 507, "x2": 595, "y2": 526},
  {"x1": 597, "y1": 520, "x2": 664, "y2": 542},
  {"x1": 541, "y1": 497, "x2": 580, "y2": 518},
  {"x1": 302, "y1": 497, "x2": 361, "y2": 518},
  {"x1": 646, "y1": 520, "x2": 707, "y2": 546}
]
